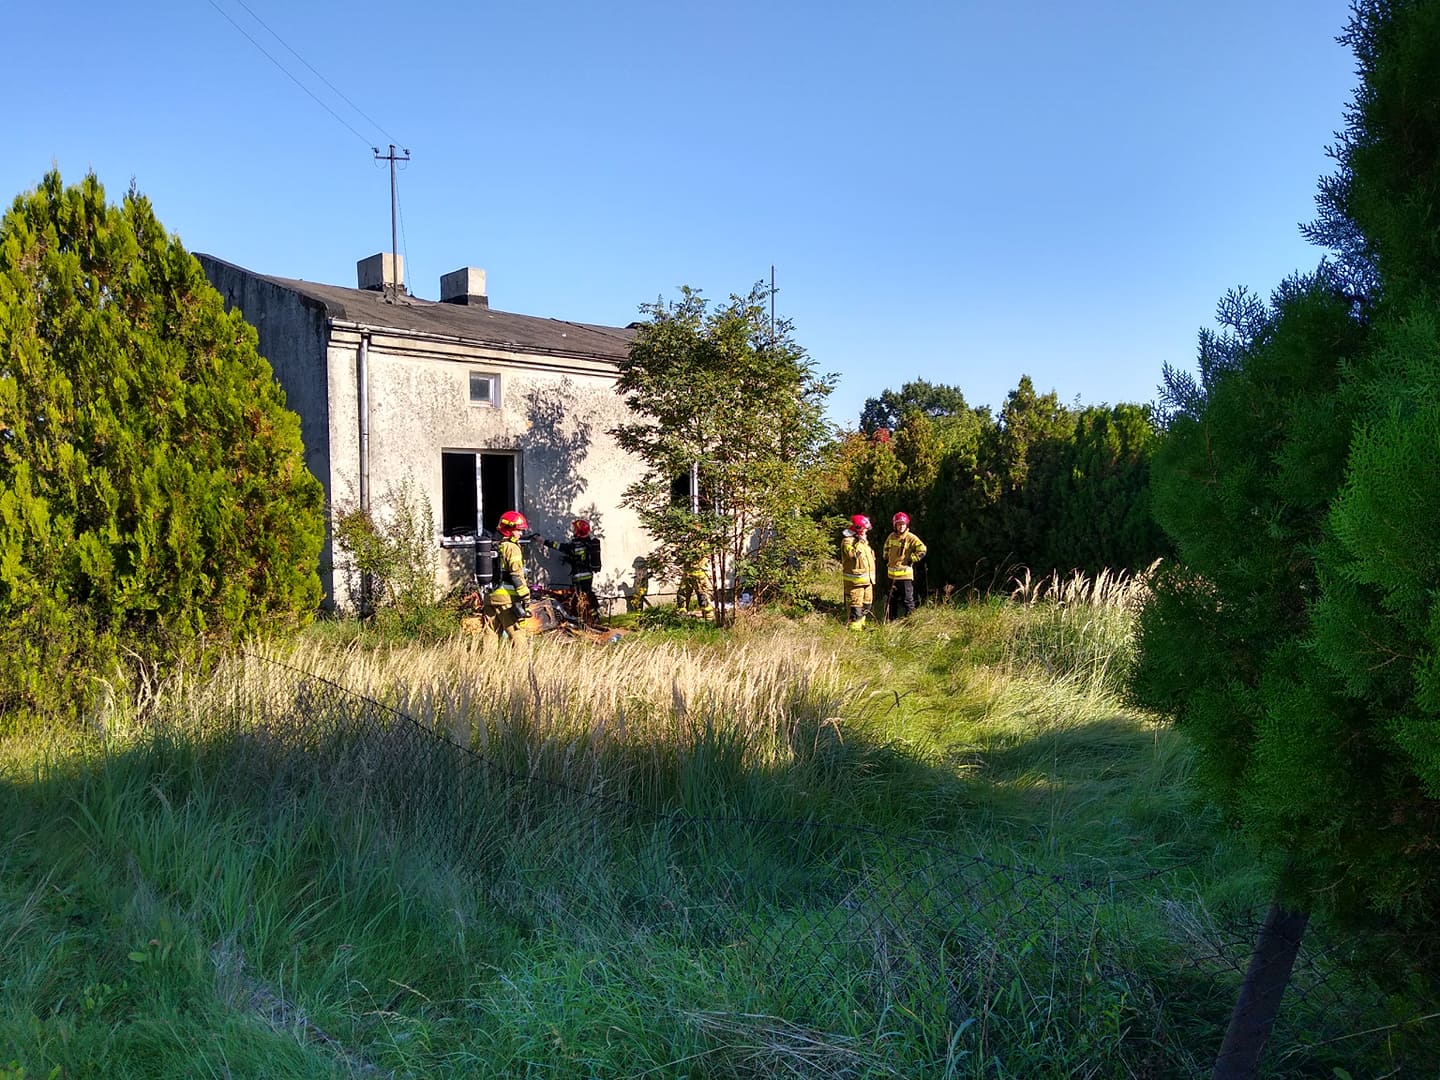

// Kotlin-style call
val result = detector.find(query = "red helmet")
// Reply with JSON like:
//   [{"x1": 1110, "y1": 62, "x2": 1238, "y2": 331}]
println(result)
[
  {"x1": 497, "y1": 510, "x2": 529, "y2": 536},
  {"x1": 572, "y1": 518, "x2": 592, "y2": 538},
  {"x1": 850, "y1": 514, "x2": 871, "y2": 532},
  {"x1": 892, "y1": 511, "x2": 910, "y2": 527}
]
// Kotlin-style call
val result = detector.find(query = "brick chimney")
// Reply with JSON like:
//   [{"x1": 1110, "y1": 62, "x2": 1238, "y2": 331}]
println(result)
[
  {"x1": 357, "y1": 252, "x2": 405, "y2": 293},
  {"x1": 440, "y1": 267, "x2": 488, "y2": 308}
]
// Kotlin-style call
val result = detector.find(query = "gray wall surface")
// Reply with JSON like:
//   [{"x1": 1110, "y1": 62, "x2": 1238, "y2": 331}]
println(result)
[{"x1": 199, "y1": 255, "x2": 339, "y2": 600}]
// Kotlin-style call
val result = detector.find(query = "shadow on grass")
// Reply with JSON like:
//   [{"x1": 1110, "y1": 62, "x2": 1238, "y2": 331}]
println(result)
[{"x1": 3, "y1": 676, "x2": 1434, "y2": 1079}]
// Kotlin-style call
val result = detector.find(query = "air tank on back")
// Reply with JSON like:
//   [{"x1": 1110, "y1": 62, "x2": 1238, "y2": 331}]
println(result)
[{"x1": 473, "y1": 533, "x2": 497, "y2": 587}]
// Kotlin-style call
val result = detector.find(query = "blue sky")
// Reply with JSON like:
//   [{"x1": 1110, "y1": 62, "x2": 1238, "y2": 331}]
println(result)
[{"x1": 7, "y1": 1, "x2": 1358, "y2": 427}]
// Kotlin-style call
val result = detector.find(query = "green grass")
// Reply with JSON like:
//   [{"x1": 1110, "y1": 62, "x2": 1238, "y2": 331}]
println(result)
[{"x1": 0, "y1": 591, "x2": 1432, "y2": 1078}]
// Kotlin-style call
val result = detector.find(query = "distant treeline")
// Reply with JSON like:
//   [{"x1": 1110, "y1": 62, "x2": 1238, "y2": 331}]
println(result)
[{"x1": 818, "y1": 377, "x2": 1169, "y2": 591}]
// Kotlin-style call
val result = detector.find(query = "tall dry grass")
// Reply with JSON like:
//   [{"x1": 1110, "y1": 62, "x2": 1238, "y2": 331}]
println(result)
[
  {"x1": 1003, "y1": 561, "x2": 1159, "y2": 701},
  {"x1": 160, "y1": 626, "x2": 861, "y2": 816},
  {"x1": 9, "y1": 585, "x2": 1428, "y2": 1077}
]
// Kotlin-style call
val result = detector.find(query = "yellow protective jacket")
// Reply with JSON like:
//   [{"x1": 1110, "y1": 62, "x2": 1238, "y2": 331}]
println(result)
[
  {"x1": 681, "y1": 555, "x2": 709, "y2": 587},
  {"x1": 883, "y1": 531, "x2": 926, "y2": 580},
  {"x1": 841, "y1": 535, "x2": 875, "y2": 586},
  {"x1": 487, "y1": 537, "x2": 531, "y2": 608}
]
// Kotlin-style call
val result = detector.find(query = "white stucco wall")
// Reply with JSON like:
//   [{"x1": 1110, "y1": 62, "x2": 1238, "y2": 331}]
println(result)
[{"x1": 325, "y1": 325, "x2": 650, "y2": 606}]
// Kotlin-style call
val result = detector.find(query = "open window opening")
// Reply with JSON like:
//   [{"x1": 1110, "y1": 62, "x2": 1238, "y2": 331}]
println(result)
[
  {"x1": 441, "y1": 450, "x2": 519, "y2": 540},
  {"x1": 671, "y1": 465, "x2": 716, "y2": 512}
]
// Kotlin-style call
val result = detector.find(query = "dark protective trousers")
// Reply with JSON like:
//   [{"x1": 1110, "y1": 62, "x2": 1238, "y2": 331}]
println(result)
[{"x1": 887, "y1": 578, "x2": 915, "y2": 620}]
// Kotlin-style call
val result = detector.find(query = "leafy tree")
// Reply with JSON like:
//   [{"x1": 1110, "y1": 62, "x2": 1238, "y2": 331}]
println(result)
[
  {"x1": 812, "y1": 430, "x2": 881, "y2": 518},
  {"x1": 1138, "y1": 0, "x2": 1440, "y2": 955},
  {"x1": 0, "y1": 171, "x2": 325, "y2": 722},
  {"x1": 818, "y1": 412, "x2": 950, "y2": 601},
  {"x1": 859, "y1": 378, "x2": 975, "y2": 434},
  {"x1": 611, "y1": 284, "x2": 832, "y2": 623},
  {"x1": 1134, "y1": 276, "x2": 1366, "y2": 882},
  {"x1": 332, "y1": 474, "x2": 439, "y2": 627},
  {"x1": 1303, "y1": 0, "x2": 1440, "y2": 297},
  {"x1": 986, "y1": 376, "x2": 1074, "y2": 568},
  {"x1": 890, "y1": 409, "x2": 943, "y2": 522},
  {"x1": 922, "y1": 416, "x2": 995, "y2": 592},
  {"x1": 824, "y1": 373, "x2": 1165, "y2": 592},
  {"x1": 839, "y1": 431, "x2": 905, "y2": 523},
  {"x1": 991, "y1": 375, "x2": 1073, "y2": 493},
  {"x1": 1132, "y1": 274, "x2": 1368, "y2": 1071},
  {"x1": 1302, "y1": 0, "x2": 1440, "y2": 965},
  {"x1": 1309, "y1": 312, "x2": 1440, "y2": 938}
]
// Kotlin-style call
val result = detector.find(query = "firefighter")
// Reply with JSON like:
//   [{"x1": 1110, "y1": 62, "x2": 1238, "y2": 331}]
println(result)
[
  {"x1": 883, "y1": 511, "x2": 926, "y2": 620},
  {"x1": 676, "y1": 549, "x2": 713, "y2": 615},
  {"x1": 540, "y1": 518, "x2": 601, "y2": 621},
  {"x1": 628, "y1": 556, "x2": 653, "y2": 612},
  {"x1": 484, "y1": 510, "x2": 533, "y2": 642},
  {"x1": 840, "y1": 514, "x2": 875, "y2": 630}
]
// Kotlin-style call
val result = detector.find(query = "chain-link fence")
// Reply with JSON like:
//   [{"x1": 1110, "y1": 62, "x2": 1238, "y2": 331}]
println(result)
[{"x1": 182, "y1": 652, "x2": 1437, "y2": 1077}]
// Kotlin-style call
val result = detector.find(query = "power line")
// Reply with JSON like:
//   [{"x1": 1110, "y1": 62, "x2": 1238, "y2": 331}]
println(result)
[
  {"x1": 204, "y1": 0, "x2": 375, "y2": 149},
  {"x1": 226, "y1": 0, "x2": 402, "y2": 147},
  {"x1": 396, "y1": 169, "x2": 412, "y2": 295}
]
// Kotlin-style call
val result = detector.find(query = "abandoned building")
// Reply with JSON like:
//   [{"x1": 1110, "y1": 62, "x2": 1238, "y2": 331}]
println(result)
[{"x1": 198, "y1": 251, "x2": 649, "y2": 610}]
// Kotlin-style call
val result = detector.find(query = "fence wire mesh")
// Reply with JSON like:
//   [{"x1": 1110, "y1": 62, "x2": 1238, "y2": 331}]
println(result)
[{"x1": 161, "y1": 651, "x2": 1438, "y2": 1078}]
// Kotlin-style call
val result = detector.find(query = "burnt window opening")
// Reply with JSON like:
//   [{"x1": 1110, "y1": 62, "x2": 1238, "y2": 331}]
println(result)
[
  {"x1": 670, "y1": 467, "x2": 716, "y2": 511},
  {"x1": 441, "y1": 450, "x2": 519, "y2": 539},
  {"x1": 670, "y1": 471, "x2": 693, "y2": 507}
]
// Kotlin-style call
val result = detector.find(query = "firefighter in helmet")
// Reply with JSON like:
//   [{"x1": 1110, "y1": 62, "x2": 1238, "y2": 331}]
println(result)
[
  {"x1": 840, "y1": 514, "x2": 876, "y2": 630},
  {"x1": 485, "y1": 510, "x2": 533, "y2": 641},
  {"x1": 540, "y1": 518, "x2": 601, "y2": 621},
  {"x1": 883, "y1": 511, "x2": 926, "y2": 620}
]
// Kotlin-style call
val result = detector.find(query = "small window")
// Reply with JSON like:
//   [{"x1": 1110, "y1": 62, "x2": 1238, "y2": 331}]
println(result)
[{"x1": 468, "y1": 371, "x2": 499, "y2": 406}]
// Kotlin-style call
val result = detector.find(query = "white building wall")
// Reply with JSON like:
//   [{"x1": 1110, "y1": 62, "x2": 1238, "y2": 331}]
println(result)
[{"x1": 325, "y1": 326, "x2": 649, "y2": 607}]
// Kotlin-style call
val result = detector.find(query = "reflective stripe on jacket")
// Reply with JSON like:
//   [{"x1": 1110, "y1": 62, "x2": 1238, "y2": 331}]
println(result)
[
  {"x1": 841, "y1": 535, "x2": 875, "y2": 585},
  {"x1": 548, "y1": 538, "x2": 597, "y2": 584},
  {"x1": 884, "y1": 531, "x2": 926, "y2": 580}
]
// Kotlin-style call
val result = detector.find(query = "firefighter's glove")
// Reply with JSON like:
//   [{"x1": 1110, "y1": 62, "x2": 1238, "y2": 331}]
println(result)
[{"x1": 514, "y1": 599, "x2": 531, "y2": 619}]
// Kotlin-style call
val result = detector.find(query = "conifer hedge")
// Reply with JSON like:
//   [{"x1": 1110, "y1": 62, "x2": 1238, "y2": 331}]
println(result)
[
  {"x1": 0, "y1": 171, "x2": 325, "y2": 723},
  {"x1": 1135, "y1": 0, "x2": 1440, "y2": 977}
]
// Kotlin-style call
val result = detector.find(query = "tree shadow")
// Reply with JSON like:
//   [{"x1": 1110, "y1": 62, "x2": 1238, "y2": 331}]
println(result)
[{"x1": 517, "y1": 379, "x2": 603, "y2": 541}]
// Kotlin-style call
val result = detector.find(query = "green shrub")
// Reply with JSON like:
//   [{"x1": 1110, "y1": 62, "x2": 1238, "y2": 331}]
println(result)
[
  {"x1": 0, "y1": 171, "x2": 324, "y2": 724},
  {"x1": 331, "y1": 476, "x2": 452, "y2": 640}
]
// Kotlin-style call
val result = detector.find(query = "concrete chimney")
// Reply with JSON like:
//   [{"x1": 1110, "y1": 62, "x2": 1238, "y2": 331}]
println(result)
[
  {"x1": 440, "y1": 267, "x2": 488, "y2": 308},
  {"x1": 357, "y1": 252, "x2": 405, "y2": 292}
]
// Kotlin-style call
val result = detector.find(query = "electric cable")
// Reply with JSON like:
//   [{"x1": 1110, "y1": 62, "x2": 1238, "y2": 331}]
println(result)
[
  {"x1": 396, "y1": 176, "x2": 412, "y2": 294},
  {"x1": 204, "y1": 0, "x2": 380, "y2": 149},
  {"x1": 227, "y1": 0, "x2": 403, "y2": 147}
]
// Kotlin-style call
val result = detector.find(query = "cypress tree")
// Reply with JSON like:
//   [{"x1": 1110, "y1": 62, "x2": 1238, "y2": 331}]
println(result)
[
  {"x1": 1134, "y1": 0, "x2": 1440, "y2": 1020},
  {"x1": 0, "y1": 171, "x2": 325, "y2": 722}
]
